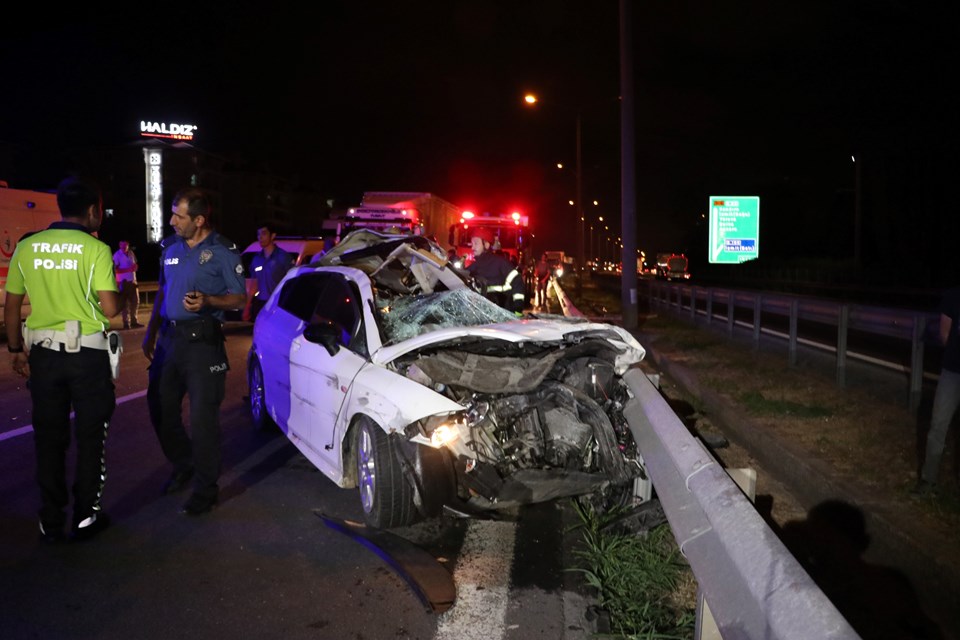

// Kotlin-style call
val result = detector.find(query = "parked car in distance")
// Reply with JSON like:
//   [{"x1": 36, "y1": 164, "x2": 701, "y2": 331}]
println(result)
[{"x1": 246, "y1": 229, "x2": 648, "y2": 528}]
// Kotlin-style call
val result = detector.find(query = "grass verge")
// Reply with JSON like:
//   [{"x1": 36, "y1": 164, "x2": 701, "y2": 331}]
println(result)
[{"x1": 568, "y1": 499, "x2": 696, "y2": 639}]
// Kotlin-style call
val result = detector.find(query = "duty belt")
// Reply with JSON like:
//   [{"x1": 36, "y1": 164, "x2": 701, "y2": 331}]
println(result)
[{"x1": 27, "y1": 328, "x2": 110, "y2": 352}]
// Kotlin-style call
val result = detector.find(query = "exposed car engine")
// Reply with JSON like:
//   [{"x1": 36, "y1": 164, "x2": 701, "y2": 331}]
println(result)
[{"x1": 399, "y1": 340, "x2": 643, "y2": 509}]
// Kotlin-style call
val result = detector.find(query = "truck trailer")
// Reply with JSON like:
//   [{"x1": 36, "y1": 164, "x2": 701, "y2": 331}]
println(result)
[{"x1": 359, "y1": 191, "x2": 462, "y2": 250}]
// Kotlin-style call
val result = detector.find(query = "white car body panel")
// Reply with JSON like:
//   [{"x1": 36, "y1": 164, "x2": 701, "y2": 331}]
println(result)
[{"x1": 373, "y1": 320, "x2": 645, "y2": 373}]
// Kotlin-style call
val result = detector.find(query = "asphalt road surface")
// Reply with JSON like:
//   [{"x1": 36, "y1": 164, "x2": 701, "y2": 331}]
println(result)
[{"x1": 0, "y1": 323, "x2": 590, "y2": 640}]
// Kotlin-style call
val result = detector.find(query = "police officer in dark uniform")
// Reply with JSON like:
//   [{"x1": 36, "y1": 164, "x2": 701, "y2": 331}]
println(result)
[
  {"x1": 4, "y1": 176, "x2": 121, "y2": 542},
  {"x1": 142, "y1": 187, "x2": 246, "y2": 516},
  {"x1": 465, "y1": 227, "x2": 526, "y2": 314}
]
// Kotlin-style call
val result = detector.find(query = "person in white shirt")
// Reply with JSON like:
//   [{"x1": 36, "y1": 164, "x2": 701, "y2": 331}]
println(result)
[{"x1": 113, "y1": 240, "x2": 141, "y2": 329}]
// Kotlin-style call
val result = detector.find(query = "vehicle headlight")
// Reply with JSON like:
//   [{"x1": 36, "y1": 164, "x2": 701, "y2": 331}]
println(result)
[
  {"x1": 430, "y1": 422, "x2": 461, "y2": 447},
  {"x1": 555, "y1": 267, "x2": 564, "y2": 278}
]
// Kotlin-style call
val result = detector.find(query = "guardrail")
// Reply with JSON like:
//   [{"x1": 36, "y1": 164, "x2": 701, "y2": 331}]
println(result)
[
  {"x1": 138, "y1": 281, "x2": 159, "y2": 305},
  {"x1": 640, "y1": 279, "x2": 940, "y2": 413},
  {"x1": 623, "y1": 369, "x2": 859, "y2": 639},
  {"x1": 552, "y1": 280, "x2": 859, "y2": 640}
]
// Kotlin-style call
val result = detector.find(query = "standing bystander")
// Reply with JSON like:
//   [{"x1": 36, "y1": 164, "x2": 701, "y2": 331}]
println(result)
[
  {"x1": 3, "y1": 176, "x2": 121, "y2": 542},
  {"x1": 113, "y1": 240, "x2": 141, "y2": 329},
  {"x1": 913, "y1": 285, "x2": 960, "y2": 496},
  {"x1": 142, "y1": 188, "x2": 246, "y2": 516},
  {"x1": 242, "y1": 223, "x2": 294, "y2": 323},
  {"x1": 534, "y1": 253, "x2": 551, "y2": 309}
]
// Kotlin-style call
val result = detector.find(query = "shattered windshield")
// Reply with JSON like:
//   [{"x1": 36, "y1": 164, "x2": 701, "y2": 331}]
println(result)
[{"x1": 378, "y1": 288, "x2": 519, "y2": 344}]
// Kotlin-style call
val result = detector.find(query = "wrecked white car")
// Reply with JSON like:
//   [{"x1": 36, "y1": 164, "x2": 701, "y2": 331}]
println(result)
[{"x1": 247, "y1": 229, "x2": 647, "y2": 528}]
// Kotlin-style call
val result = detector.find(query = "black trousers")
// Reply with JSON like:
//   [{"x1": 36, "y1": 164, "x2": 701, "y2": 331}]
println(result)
[
  {"x1": 28, "y1": 346, "x2": 115, "y2": 529},
  {"x1": 147, "y1": 326, "x2": 228, "y2": 500}
]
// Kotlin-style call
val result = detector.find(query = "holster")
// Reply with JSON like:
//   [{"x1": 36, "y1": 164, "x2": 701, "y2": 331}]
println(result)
[{"x1": 107, "y1": 331, "x2": 123, "y2": 379}]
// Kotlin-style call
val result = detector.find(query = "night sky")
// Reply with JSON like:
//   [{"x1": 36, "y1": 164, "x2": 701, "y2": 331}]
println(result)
[{"x1": 2, "y1": 1, "x2": 957, "y2": 272}]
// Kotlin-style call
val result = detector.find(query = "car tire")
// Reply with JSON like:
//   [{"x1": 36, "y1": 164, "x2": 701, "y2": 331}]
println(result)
[
  {"x1": 247, "y1": 356, "x2": 275, "y2": 431},
  {"x1": 355, "y1": 416, "x2": 416, "y2": 529}
]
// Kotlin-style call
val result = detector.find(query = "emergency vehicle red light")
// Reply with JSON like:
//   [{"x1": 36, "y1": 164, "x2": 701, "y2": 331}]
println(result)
[
  {"x1": 511, "y1": 212, "x2": 520, "y2": 221},
  {"x1": 462, "y1": 211, "x2": 475, "y2": 219}
]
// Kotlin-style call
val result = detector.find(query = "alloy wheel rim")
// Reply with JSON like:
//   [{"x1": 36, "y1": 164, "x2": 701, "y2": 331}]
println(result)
[
  {"x1": 250, "y1": 364, "x2": 264, "y2": 422},
  {"x1": 358, "y1": 427, "x2": 376, "y2": 513}
]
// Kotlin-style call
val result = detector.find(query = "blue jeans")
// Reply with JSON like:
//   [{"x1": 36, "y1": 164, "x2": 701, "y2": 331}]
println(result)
[{"x1": 921, "y1": 368, "x2": 960, "y2": 483}]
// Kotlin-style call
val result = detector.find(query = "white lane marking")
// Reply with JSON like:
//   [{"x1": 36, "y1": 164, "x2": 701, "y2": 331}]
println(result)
[
  {"x1": 0, "y1": 389, "x2": 147, "y2": 442},
  {"x1": 435, "y1": 518, "x2": 517, "y2": 640}
]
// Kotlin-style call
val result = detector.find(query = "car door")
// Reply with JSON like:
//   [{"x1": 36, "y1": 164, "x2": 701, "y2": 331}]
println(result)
[
  {"x1": 287, "y1": 271, "x2": 369, "y2": 477},
  {"x1": 255, "y1": 270, "x2": 326, "y2": 430}
]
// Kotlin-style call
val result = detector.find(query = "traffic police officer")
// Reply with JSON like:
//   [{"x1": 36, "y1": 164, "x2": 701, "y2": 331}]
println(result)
[
  {"x1": 4, "y1": 176, "x2": 121, "y2": 543},
  {"x1": 466, "y1": 227, "x2": 526, "y2": 314},
  {"x1": 142, "y1": 187, "x2": 246, "y2": 516}
]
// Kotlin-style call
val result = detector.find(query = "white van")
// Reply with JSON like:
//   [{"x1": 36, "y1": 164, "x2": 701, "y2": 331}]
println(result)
[
  {"x1": 240, "y1": 236, "x2": 330, "y2": 275},
  {"x1": 231, "y1": 236, "x2": 330, "y2": 321}
]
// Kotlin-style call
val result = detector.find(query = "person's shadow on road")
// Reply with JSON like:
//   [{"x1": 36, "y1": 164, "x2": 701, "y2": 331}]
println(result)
[{"x1": 778, "y1": 499, "x2": 944, "y2": 640}]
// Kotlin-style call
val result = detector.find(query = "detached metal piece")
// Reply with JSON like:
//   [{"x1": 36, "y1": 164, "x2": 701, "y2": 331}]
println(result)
[{"x1": 316, "y1": 511, "x2": 456, "y2": 614}]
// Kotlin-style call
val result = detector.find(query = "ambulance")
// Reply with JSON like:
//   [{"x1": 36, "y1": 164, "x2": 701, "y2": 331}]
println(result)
[{"x1": 0, "y1": 183, "x2": 61, "y2": 318}]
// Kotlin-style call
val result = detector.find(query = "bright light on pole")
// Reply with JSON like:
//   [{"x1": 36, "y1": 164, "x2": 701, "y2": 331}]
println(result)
[{"x1": 524, "y1": 92, "x2": 585, "y2": 297}]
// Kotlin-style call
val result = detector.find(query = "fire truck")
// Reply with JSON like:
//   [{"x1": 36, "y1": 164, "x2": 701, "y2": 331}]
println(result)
[{"x1": 449, "y1": 210, "x2": 530, "y2": 267}]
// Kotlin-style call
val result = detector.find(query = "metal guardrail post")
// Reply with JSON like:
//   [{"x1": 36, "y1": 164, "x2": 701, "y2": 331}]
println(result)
[
  {"x1": 837, "y1": 305, "x2": 849, "y2": 388},
  {"x1": 706, "y1": 290, "x2": 713, "y2": 325},
  {"x1": 753, "y1": 294, "x2": 762, "y2": 350},
  {"x1": 690, "y1": 287, "x2": 697, "y2": 322},
  {"x1": 910, "y1": 315, "x2": 925, "y2": 414},
  {"x1": 789, "y1": 299, "x2": 799, "y2": 367},
  {"x1": 727, "y1": 293, "x2": 735, "y2": 338}
]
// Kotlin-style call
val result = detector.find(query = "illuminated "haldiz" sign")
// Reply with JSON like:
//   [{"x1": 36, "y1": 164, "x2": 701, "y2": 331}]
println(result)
[
  {"x1": 140, "y1": 121, "x2": 197, "y2": 141},
  {"x1": 144, "y1": 149, "x2": 164, "y2": 243}
]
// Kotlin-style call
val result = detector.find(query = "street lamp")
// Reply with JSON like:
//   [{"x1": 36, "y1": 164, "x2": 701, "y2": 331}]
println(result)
[{"x1": 524, "y1": 93, "x2": 585, "y2": 297}]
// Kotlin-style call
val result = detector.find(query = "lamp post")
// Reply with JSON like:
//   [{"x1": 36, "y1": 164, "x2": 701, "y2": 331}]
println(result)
[
  {"x1": 575, "y1": 112, "x2": 584, "y2": 296},
  {"x1": 524, "y1": 93, "x2": 585, "y2": 297}
]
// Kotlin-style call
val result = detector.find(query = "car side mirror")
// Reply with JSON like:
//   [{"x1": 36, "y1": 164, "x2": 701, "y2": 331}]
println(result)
[{"x1": 303, "y1": 318, "x2": 346, "y2": 356}]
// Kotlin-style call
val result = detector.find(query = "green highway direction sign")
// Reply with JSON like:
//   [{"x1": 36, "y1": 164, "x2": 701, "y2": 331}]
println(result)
[{"x1": 708, "y1": 196, "x2": 760, "y2": 264}]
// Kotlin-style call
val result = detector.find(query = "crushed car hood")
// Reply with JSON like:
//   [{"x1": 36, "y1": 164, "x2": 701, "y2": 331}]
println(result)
[{"x1": 373, "y1": 318, "x2": 645, "y2": 374}]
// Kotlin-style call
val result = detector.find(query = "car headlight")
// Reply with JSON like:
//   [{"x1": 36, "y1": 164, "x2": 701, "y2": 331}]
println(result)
[
  {"x1": 407, "y1": 414, "x2": 465, "y2": 448},
  {"x1": 430, "y1": 423, "x2": 461, "y2": 447}
]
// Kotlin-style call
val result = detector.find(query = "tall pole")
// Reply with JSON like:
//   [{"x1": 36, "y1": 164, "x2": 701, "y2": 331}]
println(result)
[
  {"x1": 854, "y1": 154, "x2": 862, "y2": 268},
  {"x1": 576, "y1": 112, "x2": 584, "y2": 297},
  {"x1": 619, "y1": 0, "x2": 638, "y2": 329}
]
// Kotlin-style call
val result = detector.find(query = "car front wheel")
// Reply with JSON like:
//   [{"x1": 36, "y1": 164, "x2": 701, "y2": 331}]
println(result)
[
  {"x1": 247, "y1": 357, "x2": 274, "y2": 431},
  {"x1": 355, "y1": 416, "x2": 416, "y2": 529}
]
